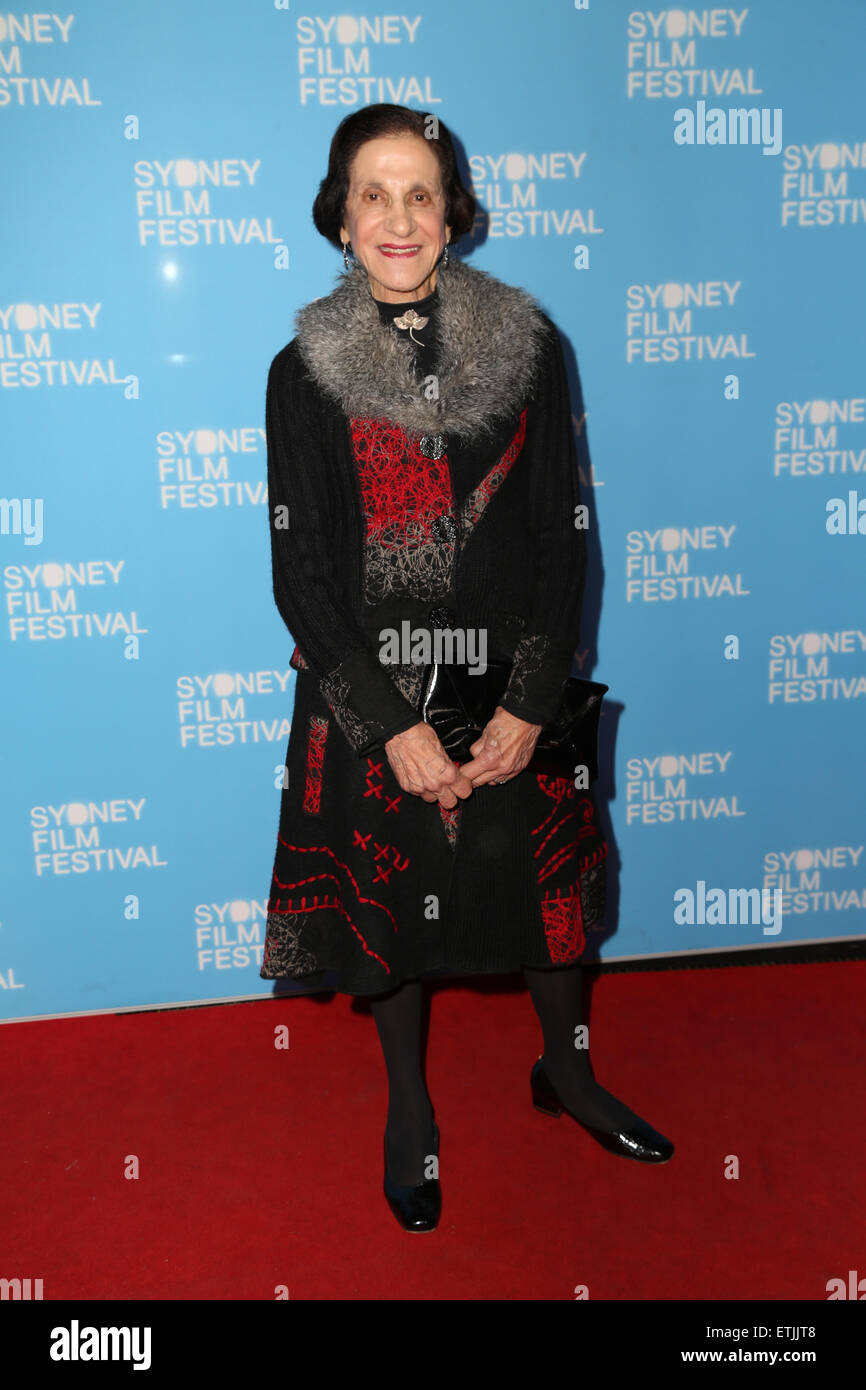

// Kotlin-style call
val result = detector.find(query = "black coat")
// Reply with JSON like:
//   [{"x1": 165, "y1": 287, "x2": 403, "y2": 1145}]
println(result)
[{"x1": 260, "y1": 258, "x2": 607, "y2": 995}]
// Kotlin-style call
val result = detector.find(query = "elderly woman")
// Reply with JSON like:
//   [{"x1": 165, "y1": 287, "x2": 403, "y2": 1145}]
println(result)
[{"x1": 261, "y1": 104, "x2": 673, "y2": 1232}]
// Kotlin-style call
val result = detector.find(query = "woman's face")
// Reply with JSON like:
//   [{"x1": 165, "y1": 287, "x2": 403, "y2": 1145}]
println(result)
[{"x1": 339, "y1": 133, "x2": 452, "y2": 303}]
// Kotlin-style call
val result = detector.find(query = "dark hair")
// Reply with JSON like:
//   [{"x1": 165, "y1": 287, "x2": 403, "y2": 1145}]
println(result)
[{"x1": 312, "y1": 104, "x2": 476, "y2": 251}]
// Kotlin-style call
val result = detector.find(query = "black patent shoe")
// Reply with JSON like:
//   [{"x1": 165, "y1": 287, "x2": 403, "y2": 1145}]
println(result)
[
  {"x1": 531, "y1": 1055, "x2": 674, "y2": 1164},
  {"x1": 383, "y1": 1121, "x2": 442, "y2": 1232}
]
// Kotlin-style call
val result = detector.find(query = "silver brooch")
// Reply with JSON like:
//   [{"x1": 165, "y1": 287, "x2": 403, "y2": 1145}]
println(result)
[{"x1": 392, "y1": 309, "x2": 429, "y2": 346}]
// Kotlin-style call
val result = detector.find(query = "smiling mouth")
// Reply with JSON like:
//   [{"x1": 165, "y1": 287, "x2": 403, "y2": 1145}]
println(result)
[{"x1": 379, "y1": 245, "x2": 421, "y2": 256}]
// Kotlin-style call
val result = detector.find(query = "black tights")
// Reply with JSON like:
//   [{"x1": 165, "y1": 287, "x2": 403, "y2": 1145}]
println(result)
[
  {"x1": 370, "y1": 980, "x2": 435, "y2": 1186},
  {"x1": 370, "y1": 965, "x2": 640, "y2": 1183},
  {"x1": 522, "y1": 963, "x2": 641, "y2": 1131}
]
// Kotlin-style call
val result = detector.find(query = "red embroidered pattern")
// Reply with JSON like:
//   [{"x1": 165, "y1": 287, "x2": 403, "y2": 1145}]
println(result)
[
  {"x1": 458, "y1": 408, "x2": 527, "y2": 539},
  {"x1": 530, "y1": 773, "x2": 607, "y2": 962},
  {"x1": 347, "y1": 412, "x2": 530, "y2": 607},
  {"x1": 540, "y1": 889, "x2": 585, "y2": 965},
  {"x1": 363, "y1": 838, "x2": 411, "y2": 885},
  {"x1": 364, "y1": 755, "x2": 385, "y2": 800},
  {"x1": 349, "y1": 418, "x2": 455, "y2": 603},
  {"x1": 302, "y1": 714, "x2": 328, "y2": 815},
  {"x1": 270, "y1": 838, "x2": 398, "y2": 973},
  {"x1": 531, "y1": 775, "x2": 597, "y2": 883},
  {"x1": 438, "y1": 802, "x2": 461, "y2": 849}
]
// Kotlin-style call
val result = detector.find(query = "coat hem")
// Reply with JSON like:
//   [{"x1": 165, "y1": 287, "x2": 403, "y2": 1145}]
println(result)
[{"x1": 259, "y1": 946, "x2": 607, "y2": 998}]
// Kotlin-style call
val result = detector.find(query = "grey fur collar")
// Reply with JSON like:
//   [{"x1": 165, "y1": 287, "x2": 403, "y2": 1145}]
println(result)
[{"x1": 293, "y1": 255, "x2": 552, "y2": 439}]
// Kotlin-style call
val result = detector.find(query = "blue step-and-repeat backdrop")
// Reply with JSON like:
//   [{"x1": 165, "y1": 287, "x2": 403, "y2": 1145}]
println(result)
[{"x1": 2, "y1": 1, "x2": 864, "y2": 1022}]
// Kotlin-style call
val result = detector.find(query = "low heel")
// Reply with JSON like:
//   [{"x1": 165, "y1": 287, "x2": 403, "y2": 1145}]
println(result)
[
  {"x1": 532, "y1": 1093, "x2": 563, "y2": 1118},
  {"x1": 530, "y1": 1058, "x2": 564, "y2": 1117},
  {"x1": 529, "y1": 1052, "x2": 675, "y2": 1164}
]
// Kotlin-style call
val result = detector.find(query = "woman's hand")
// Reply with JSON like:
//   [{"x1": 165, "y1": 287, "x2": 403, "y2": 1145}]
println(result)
[
  {"x1": 385, "y1": 722, "x2": 475, "y2": 809},
  {"x1": 460, "y1": 706, "x2": 542, "y2": 788}
]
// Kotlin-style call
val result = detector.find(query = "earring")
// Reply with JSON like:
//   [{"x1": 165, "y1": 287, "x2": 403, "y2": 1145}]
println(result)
[
  {"x1": 442, "y1": 243, "x2": 449, "y2": 266},
  {"x1": 342, "y1": 240, "x2": 352, "y2": 269}
]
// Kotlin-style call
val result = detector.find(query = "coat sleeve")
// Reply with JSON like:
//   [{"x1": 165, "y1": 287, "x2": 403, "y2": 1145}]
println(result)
[
  {"x1": 496, "y1": 319, "x2": 587, "y2": 728},
  {"x1": 266, "y1": 341, "x2": 422, "y2": 757}
]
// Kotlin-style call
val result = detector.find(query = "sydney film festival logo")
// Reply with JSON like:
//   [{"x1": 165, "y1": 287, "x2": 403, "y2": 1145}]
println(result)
[
  {"x1": 133, "y1": 158, "x2": 281, "y2": 249},
  {"x1": 781, "y1": 141, "x2": 866, "y2": 227},
  {"x1": 626, "y1": 280, "x2": 754, "y2": 365},
  {"x1": 176, "y1": 670, "x2": 293, "y2": 749},
  {"x1": 30, "y1": 799, "x2": 166, "y2": 877},
  {"x1": 0, "y1": 13, "x2": 99, "y2": 108},
  {"x1": 194, "y1": 899, "x2": 268, "y2": 973},
  {"x1": 467, "y1": 151, "x2": 603, "y2": 242},
  {"x1": 0, "y1": 302, "x2": 126, "y2": 391},
  {"x1": 762, "y1": 843, "x2": 866, "y2": 918},
  {"x1": 773, "y1": 396, "x2": 866, "y2": 481},
  {"x1": 295, "y1": 14, "x2": 437, "y2": 106},
  {"x1": 625, "y1": 751, "x2": 744, "y2": 827},
  {"x1": 625, "y1": 524, "x2": 748, "y2": 602},
  {"x1": 768, "y1": 629, "x2": 866, "y2": 705},
  {"x1": 4, "y1": 560, "x2": 146, "y2": 642},
  {"x1": 626, "y1": 8, "x2": 760, "y2": 100},
  {"x1": 156, "y1": 426, "x2": 268, "y2": 509}
]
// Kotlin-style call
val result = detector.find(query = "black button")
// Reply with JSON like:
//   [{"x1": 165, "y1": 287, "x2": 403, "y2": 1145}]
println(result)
[
  {"x1": 503, "y1": 611, "x2": 526, "y2": 631},
  {"x1": 431, "y1": 513, "x2": 457, "y2": 544},
  {"x1": 419, "y1": 434, "x2": 446, "y2": 459},
  {"x1": 428, "y1": 605, "x2": 458, "y2": 628}
]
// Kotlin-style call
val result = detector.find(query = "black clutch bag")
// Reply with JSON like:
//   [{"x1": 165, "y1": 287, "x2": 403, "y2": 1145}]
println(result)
[{"x1": 418, "y1": 657, "x2": 608, "y2": 782}]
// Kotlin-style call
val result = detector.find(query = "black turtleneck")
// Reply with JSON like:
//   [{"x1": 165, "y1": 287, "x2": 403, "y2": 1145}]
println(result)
[{"x1": 373, "y1": 284, "x2": 440, "y2": 387}]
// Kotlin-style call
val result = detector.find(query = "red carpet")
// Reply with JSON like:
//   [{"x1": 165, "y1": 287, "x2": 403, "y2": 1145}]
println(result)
[{"x1": 2, "y1": 961, "x2": 862, "y2": 1300}]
